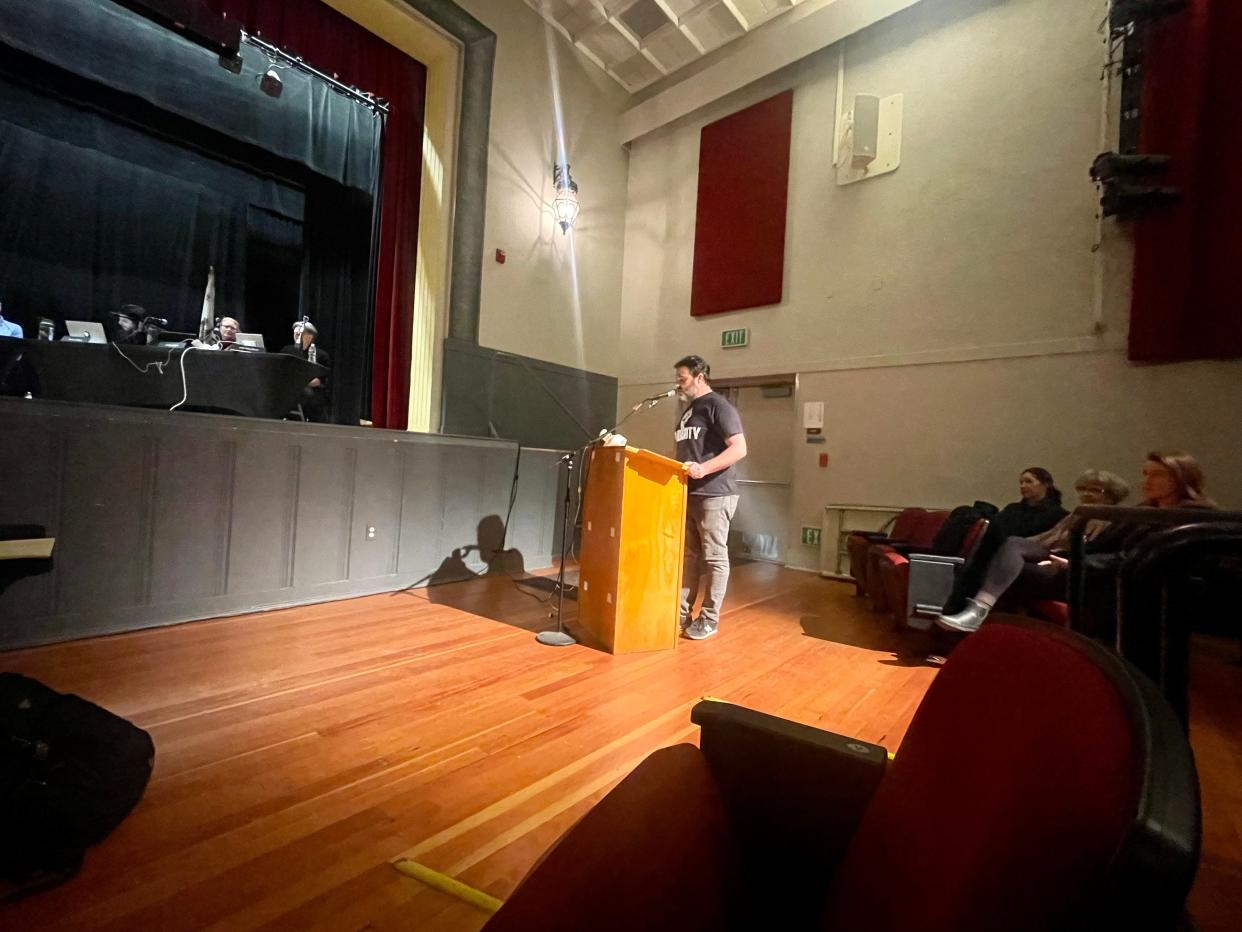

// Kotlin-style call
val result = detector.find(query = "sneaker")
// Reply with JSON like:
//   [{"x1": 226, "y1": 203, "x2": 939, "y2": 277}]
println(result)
[
  {"x1": 935, "y1": 598, "x2": 990, "y2": 634},
  {"x1": 685, "y1": 619, "x2": 718, "y2": 641}
]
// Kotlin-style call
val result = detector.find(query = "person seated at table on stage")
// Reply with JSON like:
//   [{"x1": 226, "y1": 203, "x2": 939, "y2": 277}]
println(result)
[
  {"x1": 217, "y1": 316, "x2": 242, "y2": 350},
  {"x1": 0, "y1": 299, "x2": 24, "y2": 339},
  {"x1": 107, "y1": 304, "x2": 159, "y2": 345},
  {"x1": 279, "y1": 318, "x2": 331, "y2": 422},
  {"x1": 190, "y1": 315, "x2": 240, "y2": 349},
  {"x1": 191, "y1": 316, "x2": 240, "y2": 350}
]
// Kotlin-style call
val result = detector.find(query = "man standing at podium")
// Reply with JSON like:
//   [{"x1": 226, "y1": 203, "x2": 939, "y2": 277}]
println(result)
[{"x1": 674, "y1": 355, "x2": 747, "y2": 641}]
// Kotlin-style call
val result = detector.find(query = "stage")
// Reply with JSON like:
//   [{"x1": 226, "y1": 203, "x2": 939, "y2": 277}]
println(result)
[
  {"x1": 0, "y1": 397, "x2": 565, "y2": 650},
  {"x1": 0, "y1": 566, "x2": 1236, "y2": 931}
]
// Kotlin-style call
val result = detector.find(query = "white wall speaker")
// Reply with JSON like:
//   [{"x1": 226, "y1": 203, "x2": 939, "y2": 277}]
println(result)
[
  {"x1": 837, "y1": 93, "x2": 903, "y2": 187},
  {"x1": 851, "y1": 94, "x2": 880, "y2": 167}
]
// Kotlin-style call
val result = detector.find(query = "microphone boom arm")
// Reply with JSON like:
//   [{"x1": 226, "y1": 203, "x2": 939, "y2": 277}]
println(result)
[{"x1": 598, "y1": 389, "x2": 676, "y2": 443}]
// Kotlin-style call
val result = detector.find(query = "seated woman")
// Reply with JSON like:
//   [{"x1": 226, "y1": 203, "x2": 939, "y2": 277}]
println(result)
[
  {"x1": 936, "y1": 469, "x2": 1130, "y2": 632},
  {"x1": 938, "y1": 451, "x2": 1212, "y2": 634},
  {"x1": 937, "y1": 466, "x2": 1068, "y2": 618}
]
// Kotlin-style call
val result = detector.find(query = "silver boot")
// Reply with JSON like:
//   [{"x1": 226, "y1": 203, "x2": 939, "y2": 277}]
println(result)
[{"x1": 936, "y1": 598, "x2": 991, "y2": 633}]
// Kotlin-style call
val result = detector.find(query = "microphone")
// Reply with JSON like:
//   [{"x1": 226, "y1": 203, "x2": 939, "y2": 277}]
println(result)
[
  {"x1": 642, "y1": 388, "x2": 677, "y2": 409},
  {"x1": 628, "y1": 388, "x2": 675, "y2": 413}
]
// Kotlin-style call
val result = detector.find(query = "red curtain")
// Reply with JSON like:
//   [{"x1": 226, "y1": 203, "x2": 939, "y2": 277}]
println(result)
[
  {"x1": 1129, "y1": 0, "x2": 1242, "y2": 362},
  {"x1": 203, "y1": 0, "x2": 426, "y2": 427}
]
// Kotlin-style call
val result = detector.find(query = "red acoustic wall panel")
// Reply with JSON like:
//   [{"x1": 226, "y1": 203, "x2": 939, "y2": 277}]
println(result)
[{"x1": 691, "y1": 89, "x2": 794, "y2": 318}]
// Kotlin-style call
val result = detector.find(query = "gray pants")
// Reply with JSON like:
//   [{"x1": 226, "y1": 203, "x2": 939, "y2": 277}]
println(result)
[
  {"x1": 977, "y1": 536, "x2": 1062, "y2": 605},
  {"x1": 679, "y1": 494, "x2": 740, "y2": 627}
]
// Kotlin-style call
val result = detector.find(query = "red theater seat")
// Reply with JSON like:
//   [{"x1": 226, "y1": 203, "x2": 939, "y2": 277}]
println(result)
[
  {"x1": 1031, "y1": 599, "x2": 1071, "y2": 627},
  {"x1": 846, "y1": 507, "x2": 924, "y2": 596},
  {"x1": 865, "y1": 509, "x2": 950, "y2": 614},
  {"x1": 876, "y1": 517, "x2": 990, "y2": 628},
  {"x1": 484, "y1": 620, "x2": 1199, "y2": 932}
]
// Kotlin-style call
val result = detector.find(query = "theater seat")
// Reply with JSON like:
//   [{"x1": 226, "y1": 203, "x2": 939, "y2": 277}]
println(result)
[
  {"x1": 1031, "y1": 599, "x2": 1070, "y2": 627},
  {"x1": 485, "y1": 620, "x2": 1199, "y2": 932},
  {"x1": 871, "y1": 514, "x2": 984, "y2": 625},
  {"x1": 846, "y1": 508, "x2": 924, "y2": 596},
  {"x1": 865, "y1": 510, "x2": 949, "y2": 613}
]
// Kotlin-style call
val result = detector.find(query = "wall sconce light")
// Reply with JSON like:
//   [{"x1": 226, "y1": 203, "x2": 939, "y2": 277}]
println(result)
[{"x1": 552, "y1": 163, "x2": 580, "y2": 234}]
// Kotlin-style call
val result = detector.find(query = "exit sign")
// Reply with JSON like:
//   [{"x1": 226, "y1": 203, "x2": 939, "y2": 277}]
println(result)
[
  {"x1": 801, "y1": 526, "x2": 821, "y2": 547},
  {"x1": 721, "y1": 328, "x2": 749, "y2": 349}
]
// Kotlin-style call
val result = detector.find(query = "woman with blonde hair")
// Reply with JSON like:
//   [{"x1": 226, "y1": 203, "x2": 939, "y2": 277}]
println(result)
[{"x1": 1137, "y1": 450, "x2": 1212, "y2": 508}]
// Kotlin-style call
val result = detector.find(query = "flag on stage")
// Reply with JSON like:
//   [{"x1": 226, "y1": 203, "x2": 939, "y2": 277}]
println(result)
[{"x1": 198, "y1": 266, "x2": 216, "y2": 343}]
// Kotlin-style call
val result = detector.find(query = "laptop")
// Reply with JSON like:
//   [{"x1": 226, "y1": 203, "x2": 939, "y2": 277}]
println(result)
[
  {"x1": 235, "y1": 331, "x2": 266, "y2": 351},
  {"x1": 61, "y1": 320, "x2": 107, "y2": 344}
]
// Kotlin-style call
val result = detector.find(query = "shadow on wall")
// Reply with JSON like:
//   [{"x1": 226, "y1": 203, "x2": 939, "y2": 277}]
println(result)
[
  {"x1": 391, "y1": 514, "x2": 562, "y2": 629},
  {"x1": 388, "y1": 513, "x2": 603, "y2": 644},
  {"x1": 421, "y1": 514, "x2": 528, "y2": 589}
]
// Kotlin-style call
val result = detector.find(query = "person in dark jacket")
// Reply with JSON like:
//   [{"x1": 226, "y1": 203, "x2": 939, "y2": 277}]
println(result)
[
  {"x1": 938, "y1": 466, "x2": 1068, "y2": 617},
  {"x1": 279, "y1": 319, "x2": 331, "y2": 422}
]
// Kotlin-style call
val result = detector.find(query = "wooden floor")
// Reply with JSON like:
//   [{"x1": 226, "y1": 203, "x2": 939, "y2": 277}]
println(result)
[{"x1": 0, "y1": 563, "x2": 1237, "y2": 930}]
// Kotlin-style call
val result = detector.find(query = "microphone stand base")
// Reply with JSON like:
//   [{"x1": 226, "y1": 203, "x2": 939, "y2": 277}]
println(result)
[{"x1": 535, "y1": 630, "x2": 577, "y2": 647}]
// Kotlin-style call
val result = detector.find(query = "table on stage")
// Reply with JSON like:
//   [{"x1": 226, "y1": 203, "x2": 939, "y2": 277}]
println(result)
[{"x1": 0, "y1": 338, "x2": 326, "y2": 419}]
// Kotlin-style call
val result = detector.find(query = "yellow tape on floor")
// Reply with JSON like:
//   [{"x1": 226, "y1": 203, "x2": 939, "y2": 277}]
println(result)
[{"x1": 392, "y1": 858, "x2": 503, "y2": 914}]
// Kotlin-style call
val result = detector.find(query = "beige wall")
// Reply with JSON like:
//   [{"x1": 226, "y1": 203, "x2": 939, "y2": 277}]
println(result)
[
  {"x1": 454, "y1": 0, "x2": 631, "y2": 377},
  {"x1": 616, "y1": 0, "x2": 1242, "y2": 570}
]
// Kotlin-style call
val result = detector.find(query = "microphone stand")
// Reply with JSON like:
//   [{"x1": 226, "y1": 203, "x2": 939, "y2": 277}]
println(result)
[
  {"x1": 536, "y1": 446, "x2": 580, "y2": 647},
  {"x1": 597, "y1": 390, "x2": 676, "y2": 444}
]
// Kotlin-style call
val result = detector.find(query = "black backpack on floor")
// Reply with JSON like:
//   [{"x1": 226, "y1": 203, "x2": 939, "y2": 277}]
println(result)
[{"x1": 0, "y1": 673, "x2": 155, "y2": 900}]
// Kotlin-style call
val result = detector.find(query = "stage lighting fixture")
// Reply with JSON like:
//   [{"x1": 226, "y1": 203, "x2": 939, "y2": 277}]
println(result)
[
  {"x1": 240, "y1": 32, "x2": 387, "y2": 115},
  {"x1": 1090, "y1": 151, "x2": 1178, "y2": 219},
  {"x1": 1090, "y1": 151, "x2": 1172, "y2": 182},
  {"x1": 552, "y1": 163, "x2": 580, "y2": 234},
  {"x1": 259, "y1": 66, "x2": 283, "y2": 98},
  {"x1": 1109, "y1": 0, "x2": 1186, "y2": 31}
]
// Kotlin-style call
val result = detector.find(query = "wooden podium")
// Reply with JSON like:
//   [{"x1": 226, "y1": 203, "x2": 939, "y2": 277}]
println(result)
[{"x1": 577, "y1": 445, "x2": 688, "y2": 653}]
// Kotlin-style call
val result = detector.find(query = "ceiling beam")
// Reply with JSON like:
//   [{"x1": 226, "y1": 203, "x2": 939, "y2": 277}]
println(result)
[{"x1": 618, "y1": 0, "x2": 927, "y2": 143}]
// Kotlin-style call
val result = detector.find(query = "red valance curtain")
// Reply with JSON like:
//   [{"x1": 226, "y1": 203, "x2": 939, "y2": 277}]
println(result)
[
  {"x1": 1129, "y1": 0, "x2": 1242, "y2": 362},
  {"x1": 203, "y1": 0, "x2": 426, "y2": 428}
]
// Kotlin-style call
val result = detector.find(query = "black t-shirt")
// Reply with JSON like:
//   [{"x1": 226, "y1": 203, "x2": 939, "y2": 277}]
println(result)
[{"x1": 675, "y1": 392, "x2": 744, "y2": 497}]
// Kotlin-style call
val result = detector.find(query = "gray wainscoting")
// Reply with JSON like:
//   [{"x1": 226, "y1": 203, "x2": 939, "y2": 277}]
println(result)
[{"x1": 0, "y1": 399, "x2": 563, "y2": 649}]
